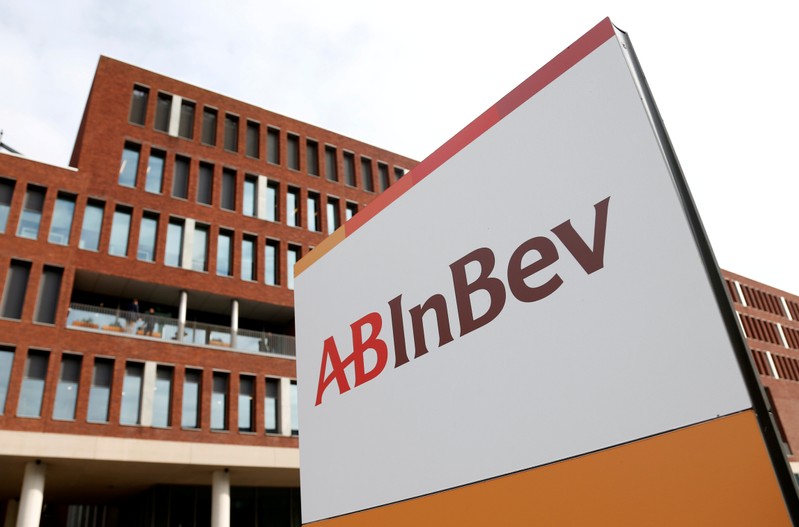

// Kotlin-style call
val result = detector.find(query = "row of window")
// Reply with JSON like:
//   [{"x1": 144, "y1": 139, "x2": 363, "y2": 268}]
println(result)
[
  {"x1": 726, "y1": 277, "x2": 799, "y2": 322},
  {"x1": 0, "y1": 347, "x2": 298, "y2": 435},
  {"x1": 1, "y1": 178, "x2": 307, "y2": 289},
  {"x1": 117, "y1": 146, "x2": 359, "y2": 233},
  {"x1": 129, "y1": 85, "x2": 406, "y2": 190}
]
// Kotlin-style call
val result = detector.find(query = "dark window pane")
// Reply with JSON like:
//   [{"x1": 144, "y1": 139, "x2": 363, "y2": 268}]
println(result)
[
  {"x1": 202, "y1": 108, "x2": 217, "y2": 145},
  {"x1": 53, "y1": 354, "x2": 81, "y2": 420},
  {"x1": 17, "y1": 185, "x2": 46, "y2": 239},
  {"x1": 221, "y1": 168, "x2": 236, "y2": 211},
  {"x1": 155, "y1": 93, "x2": 172, "y2": 132},
  {"x1": 211, "y1": 372, "x2": 228, "y2": 430},
  {"x1": 267, "y1": 127, "x2": 280, "y2": 164},
  {"x1": 343, "y1": 152, "x2": 355, "y2": 187},
  {"x1": 173, "y1": 156, "x2": 190, "y2": 199},
  {"x1": 34, "y1": 266, "x2": 63, "y2": 324},
  {"x1": 306, "y1": 139, "x2": 319, "y2": 176},
  {"x1": 246, "y1": 121, "x2": 260, "y2": 158},
  {"x1": 179, "y1": 100, "x2": 195, "y2": 139},
  {"x1": 198, "y1": 162, "x2": 213, "y2": 205},
  {"x1": 87, "y1": 358, "x2": 113, "y2": 423},
  {"x1": 361, "y1": 157, "x2": 374, "y2": 192},
  {"x1": 265, "y1": 378, "x2": 279, "y2": 433},
  {"x1": 378, "y1": 162, "x2": 390, "y2": 192},
  {"x1": 0, "y1": 178, "x2": 15, "y2": 234},
  {"x1": 17, "y1": 350, "x2": 49, "y2": 418},
  {"x1": 1, "y1": 260, "x2": 31, "y2": 319},
  {"x1": 287, "y1": 134, "x2": 299, "y2": 170},
  {"x1": 0, "y1": 346, "x2": 15, "y2": 415},
  {"x1": 129, "y1": 85, "x2": 149, "y2": 125},
  {"x1": 224, "y1": 114, "x2": 239, "y2": 152},
  {"x1": 325, "y1": 146, "x2": 337, "y2": 181}
]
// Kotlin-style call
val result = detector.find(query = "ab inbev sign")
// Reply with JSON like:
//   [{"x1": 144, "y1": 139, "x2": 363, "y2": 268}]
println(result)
[{"x1": 295, "y1": 18, "x2": 796, "y2": 526}]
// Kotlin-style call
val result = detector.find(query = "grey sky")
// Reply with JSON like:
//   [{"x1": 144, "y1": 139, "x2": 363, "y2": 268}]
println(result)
[{"x1": 1, "y1": 0, "x2": 797, "y2": 293}]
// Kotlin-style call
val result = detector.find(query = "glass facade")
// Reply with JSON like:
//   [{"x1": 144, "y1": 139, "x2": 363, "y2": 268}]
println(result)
[
  {"x1": 79, "y1": 200, "x2": 104, "y2": 250},
  {"x1": 48, "y1": 194, "x2": 75, "y2": 245},
  {"x1": 138, "y1": 213, "x2": 158, "y2": 262},
  {"x1": 87, "y1": 358, "x2": 113, "y2": 423},
  {"x1": 118, "y1": 143, "x2": 140, "y2": 187},
  {"x1": 53, "y1": 354, "x2": 81, "y2": 420},
  {"x1": 109, "y1": 208, "x2": 132, "y2": 256},
  {"x1": 17, "y1": 350, "x2": 49, "y2": 418},
  {"x1": 17, "y1": 185, "x2": 45, "y2": 239},
  {"x1": 211, "y1": 372, "x2": 228, "y2": 430},
  {"x1": 217, "y1": 230, "x2": 233, "y2": 276},
  {"x1": 152, "y1": 366, "x2": 173, "y2": 428},
  {"x1": 120, "y1": 362, "x2": 144, "y2": 425},
  {"x1": 182, "y1": 369, "x2": 201, "y2": 428},
  {"x1": 145, "y1": 149, "x2": 165, "y2": 193}
]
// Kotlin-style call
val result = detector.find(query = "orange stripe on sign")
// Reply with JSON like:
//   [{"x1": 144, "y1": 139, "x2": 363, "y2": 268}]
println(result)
[
  {"x1": 306, "y1": 411, "x2": 790, "y2": 526},
  {"x1": 294, "y1": 228, "x2": 345, "y2": 277}
]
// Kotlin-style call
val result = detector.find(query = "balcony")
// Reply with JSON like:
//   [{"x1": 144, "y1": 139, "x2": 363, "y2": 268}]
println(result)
[{"x1": 66, "y1": 303, "x2": 295, "y2": 357}]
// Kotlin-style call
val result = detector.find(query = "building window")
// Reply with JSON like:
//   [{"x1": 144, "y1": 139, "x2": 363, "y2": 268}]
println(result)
[
  {"x1": 118, "y1": 143, "x2": 140, "y2": 188},
  {"x1": 120, "y1": 362, "x2": 144, "y2": 425},
  {"x1": 108, "y1": 206, "x2": 132, "y2": 257},
  {"x1": 345, "y1": 201, "x2": 358, "y2": 221},
  {"x1": 211, "y1": 372, "x2": 229, "y2": 431},
  {"x1": 49, "y1": 193, "x2": 76, "y2": 245},
  {"x1": 325, "y1": 145, "x2": 338, "y2": 182},
  {"x1": 1, "y1": 260, "x2": 31, "y2": 320},
  {"x1": 87, "y1": 358, "x2": 113, "y2": 423},
  {"x1": 216, "y1": 229, "x2": 233, "y2": 277},
  {"x1": 53, "y1": 354, "x2": 81, "y2": 421},
  {"x1": 202, "y1": 107, "x2": 218, "y2": 146},
  {"x1": 395, "y1": 166, "x2": 406, "y2": 180},
  {"x1": 241, "y1": 235, "x2": 256, "y2": 281},
  {"x1": 378, "y1": 162, "x2": 390, "y2": 192},
  {"x1": 264, "y1": 378, "x2": 279, "y2": 433},
  {"x1": 181, "y1": 369, "x2": 202, "y2": 429},
  {"x1": 152, "y1": 365, "x2": 173, "y2": 428},
  {"x1": 286, "y1": 187, "x2": 300, "y2": 227},
  {"x1": 267, "y1": 127, "x2": 280, "y2": 165},
  {"x1": 307, "y1": 192, "x2": 320, "y2": 232},
  {"x1": 221, "y1": 168, "x2": 236, "y2": 211},
  {"x1": 145, "y1": 149, "x2": 165, "y2": 194},
  {"x1": 154, "y1": 92, "x2": 172, "y2": 132},
  {"x1": 246, "y1": 120, "x2": 260, "y2": 158},
  {"x1": 172, "y1": 155, "x2": 190, "y2": 199},
  {"x1": 17, "y1": 350, "x2": 49, "y2": 418},
  {"x1": 0, "y1": 177, "x2": 15, "y2": 234},
  {"x1": 290, "y1": 380, "x2": 299, "y2": 435},
  {"x1": 306, "y1": 139, "x2": 319, "y2": 176},
  {"x1": 343, "y1": 152, "x2": 356, "y2": 187},
  {"x1": 197, "y1": 162, "x2": 214, "y2": 206},
  {"x1": 287, "y1": 133, "x2": 300, "y2": 170},
  {"x1": 0, "y1": 346, "x2": 14, "y2": 415},
  {"x1": 17, "y1": 185, "x2": 46, "y2": 239},
  {"x1": 239, "y1": 375, "x2": 255, "y2": 432},
  {"x1": 224, "y1": 114, "x2": 239, "y2": 152},
  {"x1": 265, "y1": 239, "x2": 279, "y2": 286},
  {"x1": 129, "y1": 85, "x2": 149, "y2": 125},
  {"x1": 178, "y1": 100, "x2": 195, "y2": 139},
  {"x1": 361, "y1": 157, "x2": 374, "y2": 192},
  {"x1": 287, "y1": 245, "x2": 300, "y2": 290},
  {"x1": 326, "y1": 198, "x2": 340, "y2": 234},
  {"x1": 137, "y1": 212, "x2": 158, "y2": 262},
  {"x1": 34, "y1": 265, "x2": 63, "y2": 325},
  {"x1": 165, "y1": 219, "x2": 185, "y2": 267},
  {"x1": 243, "y1": 175, "x2": 257, "y2": 217},
  {"x1": 79, "y1": 200, "x2": 104, "y2": 251},
  {"x1": 266, "y1": 181, "x2": 279, "y2": 222},
  {"x1": 192, "y1": 224, "x2": 209, "y2": 272}
]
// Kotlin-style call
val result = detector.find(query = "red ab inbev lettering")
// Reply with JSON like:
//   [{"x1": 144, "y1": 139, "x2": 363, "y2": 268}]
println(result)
[{"x1": 315, "y1": 197, "x2": 611, "y2": 406}]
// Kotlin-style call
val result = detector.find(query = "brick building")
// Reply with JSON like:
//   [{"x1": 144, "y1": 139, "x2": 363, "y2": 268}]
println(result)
[
  {"x1": 1, "y1": 56, "x2": 797, "y2": 526},
  {"x1": 0, "y1": 56, "x2": 414, "y2": 526}
]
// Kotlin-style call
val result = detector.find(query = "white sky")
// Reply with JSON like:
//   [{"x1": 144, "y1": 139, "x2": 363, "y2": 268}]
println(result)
[{"x1": 2, "y1": 1, "x2": 797, "y2": 294}]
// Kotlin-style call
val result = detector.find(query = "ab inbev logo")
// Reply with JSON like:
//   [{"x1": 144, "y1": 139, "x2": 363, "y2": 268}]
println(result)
[{"x1": 314, "y1": 197, "x2": 610, "y2": 406}]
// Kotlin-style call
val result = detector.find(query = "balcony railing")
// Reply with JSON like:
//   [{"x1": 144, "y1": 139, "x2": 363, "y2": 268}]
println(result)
[{"x1": 66, "y1": 303, "x2": 295, "y2": 358}]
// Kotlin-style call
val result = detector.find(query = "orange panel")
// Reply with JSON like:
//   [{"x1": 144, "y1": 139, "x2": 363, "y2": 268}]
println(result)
[{"x1": 306, "y1": 411, "x2": 790, "y2": 526}]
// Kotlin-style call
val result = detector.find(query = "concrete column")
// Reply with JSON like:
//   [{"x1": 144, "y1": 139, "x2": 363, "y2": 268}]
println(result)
[
  {"x1": 139, "y1": 361, "x2": 157, "y2": 427},
  {"x1": 3, "y1": 499, "x2": 18, "y2": 527},
  {"x1": 168, "y1": 95, "x2": 182, "y2": 137},
  {"x1": 178, "y1": 290, "x2": 188, "y2": 342},
  {"x1": 16, "y1": 461, "x2": 45, "y2": 527},
  {"x1": 230, "y1": 299, "x2": 239, "y2": 349},
  {"x1": 182, "y1": 218, "x2": 195, "y2": 270},
  {"x1": 211, "y1": 469, "x2": 230, "y2": 527}
]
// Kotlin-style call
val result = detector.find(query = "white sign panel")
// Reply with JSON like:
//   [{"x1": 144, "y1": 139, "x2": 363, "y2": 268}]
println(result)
[{"x1": 295, "y1": 21, "x2": 751, "y2": 523}]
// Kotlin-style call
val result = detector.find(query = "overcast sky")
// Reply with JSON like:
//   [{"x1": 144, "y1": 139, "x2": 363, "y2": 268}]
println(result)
[{"x1": 2, "y1": 1, "x2": 797, "y2": 294}]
